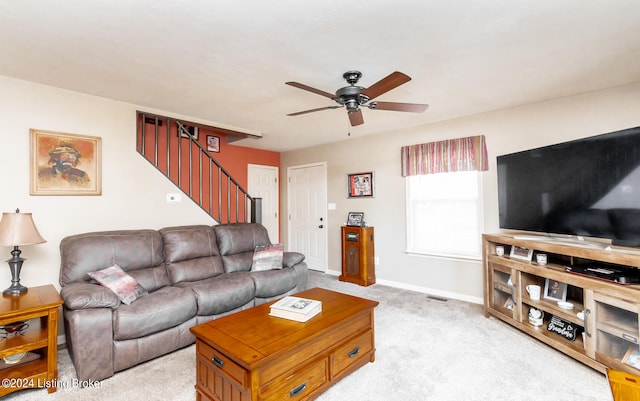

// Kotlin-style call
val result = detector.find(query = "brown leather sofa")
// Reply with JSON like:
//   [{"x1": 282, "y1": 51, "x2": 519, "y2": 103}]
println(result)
[{"x1": 58, "y1": 223, "x2": 308, "y2": 382}]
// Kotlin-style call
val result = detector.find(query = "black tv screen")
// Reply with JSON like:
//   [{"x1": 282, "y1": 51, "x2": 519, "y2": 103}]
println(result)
[{"x1": 497, "y1": 126, "x2": 640, "y2": 246}]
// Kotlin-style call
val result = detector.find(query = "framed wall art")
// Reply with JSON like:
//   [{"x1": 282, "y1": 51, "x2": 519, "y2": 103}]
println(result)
[
  {"x1": 348, "y1": 172, "x2": 374, "y2": 198},
  {"x1": 179, "y1": 125, "x2": 198, "y2": 139},
  {"x1": 346, "y1": 212, "x2": 364, "y2": 227},
  {"x1": 30, "y1": 129, "x2": 102, "y2": 196},
  {"x1": 207, "y1": 135, "x2": 220, "y2": 152}
]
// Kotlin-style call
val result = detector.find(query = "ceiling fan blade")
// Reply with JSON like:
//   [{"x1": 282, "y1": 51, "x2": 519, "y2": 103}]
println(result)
[
  {"x1": 348, "y1": 109, "x2": 364, "y2": 126},
  {"x1": 287, "y1": 106, "x2": 341, "y2": 116},
  {"x1": 369, "y1": 101, "x2": 429, "y2": 113},
  {"x1": 285, "y1": 82, "x2": 336, "y2": 99},
  {"x1": 360, "y1": 71, "x2": 411, "y2": 100}
]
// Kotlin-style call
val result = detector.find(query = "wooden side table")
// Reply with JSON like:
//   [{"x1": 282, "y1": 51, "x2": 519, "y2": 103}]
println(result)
[{"x1": 0, "y1": 285, "x2": 63, "y2": 396}]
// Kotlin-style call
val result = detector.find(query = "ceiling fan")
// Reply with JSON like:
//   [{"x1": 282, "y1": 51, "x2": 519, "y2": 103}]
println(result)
[{"x1": 285, "y1": 70, "x2": 428, "y2": 126}]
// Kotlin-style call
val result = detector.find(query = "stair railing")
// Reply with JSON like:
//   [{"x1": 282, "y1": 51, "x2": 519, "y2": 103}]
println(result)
[{"x1": 136, "y1": 112, "x2": 261, "y2": 224}]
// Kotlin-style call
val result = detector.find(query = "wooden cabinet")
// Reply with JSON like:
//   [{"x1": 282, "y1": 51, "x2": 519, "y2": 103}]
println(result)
[
  {"x1": 483, "y1": 234, "x2": 640, "y2": 374},
  {"x1": 340, "y1": 226, "x2": 375, "y2": 287},
  {"x1": 191, "y1": 288, "x2": 378, "y2": 401},
  {"x1": 0, "y1": 285, "x2": 63, "y2": 396}
]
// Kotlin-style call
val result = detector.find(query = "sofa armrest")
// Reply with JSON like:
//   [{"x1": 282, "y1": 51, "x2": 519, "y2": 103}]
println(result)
[
  {"x1": 63, "y1": 308, "x2": 115, "y2": 381},
  {"x1": 283, "y1": 251, "x2": 305, "y2": 268},
  {"x1": 60, "y1": 282, "x2": 121, "y2": 310}
]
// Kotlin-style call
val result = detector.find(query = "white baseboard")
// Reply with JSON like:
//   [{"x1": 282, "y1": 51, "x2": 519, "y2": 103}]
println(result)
[{"x1": 324, "y1": 268, "x2": 483, "y2": 305}]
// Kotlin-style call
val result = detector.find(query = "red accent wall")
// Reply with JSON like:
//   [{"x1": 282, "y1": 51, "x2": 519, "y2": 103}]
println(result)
[
  {"x1": 199, "y1": 130, "x2": 279, "y2": 189},
  {"x1": 138, "y1": 116, "x2": 279, "y2": 223}
]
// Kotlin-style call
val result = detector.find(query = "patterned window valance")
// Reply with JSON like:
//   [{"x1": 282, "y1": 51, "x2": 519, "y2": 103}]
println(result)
[{"x1": 400, "y1": 135, "x2": 488, "y2": 177}]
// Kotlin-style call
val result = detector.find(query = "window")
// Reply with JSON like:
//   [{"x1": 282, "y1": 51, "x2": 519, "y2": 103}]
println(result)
[{"x1": 406, "y1": 171, "x2": 483, "y2": 259}]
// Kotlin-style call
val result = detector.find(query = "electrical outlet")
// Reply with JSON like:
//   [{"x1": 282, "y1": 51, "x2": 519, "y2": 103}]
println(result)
[{"x1": 166, "y1": 193, "x2": 182, "y2": 203}]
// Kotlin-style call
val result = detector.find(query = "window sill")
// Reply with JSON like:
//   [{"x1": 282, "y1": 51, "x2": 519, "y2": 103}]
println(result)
[{"x1": 404, "y1": 250, "x2": 481, "y2": 263}]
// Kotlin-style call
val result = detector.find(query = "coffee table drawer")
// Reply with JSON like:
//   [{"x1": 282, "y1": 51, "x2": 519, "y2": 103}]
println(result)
[
  {"x1": 198, "y1": 340, "x2": 248, "y2": 388},
  {"x1": 260, "y1": 358, "x2": 328, "y2": 401},
  {"x1": 331, "y1": 329, "x2": 374, "y2": 378}
]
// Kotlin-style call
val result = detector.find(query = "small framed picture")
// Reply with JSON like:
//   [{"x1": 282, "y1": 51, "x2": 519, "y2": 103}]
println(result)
[
  {"x1": 179, "y1": 125, "x2": 198, "y2": 139},
  {"x1": 207, "y1": 135, "x2": 220, "y2": 152},
  {"x1": 346, "y1": 212, "x2": 364, "y2": 227},
  {"x1": 544, "y1": 279, "x2": 568, "y2": 302},
  {"x1": 348, "y1": 172, "x2": 374, "y2": 198},
  {"x1": 510, "y1": 245, "x2": 534, "y2": 262}
]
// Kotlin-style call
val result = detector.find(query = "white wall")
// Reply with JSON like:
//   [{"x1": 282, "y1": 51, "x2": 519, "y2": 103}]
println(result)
[
  {"x1": 281, "y1": 82, "x2": 640, "y2": 303},
  {"x1": 0, "y1": 76, "x2": 214, "y2": 294},
  {"x1": 2, "y1": 74, "x2": 639, "y2": 305}
]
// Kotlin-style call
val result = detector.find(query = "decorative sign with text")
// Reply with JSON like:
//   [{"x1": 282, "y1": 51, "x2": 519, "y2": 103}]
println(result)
[{"x1": 547, "y1": 315, "x2": 581, "y2": 341}]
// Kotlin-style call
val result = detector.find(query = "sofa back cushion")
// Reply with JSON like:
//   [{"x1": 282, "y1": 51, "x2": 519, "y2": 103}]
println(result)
[
  {"x1": 59, "y1": 230, "x2": 169, "y2": 292},
  {"x1": 160, "y1": 225, "x2": 224, "y2": 284},
  {"x1": 214, "y1": 223, "x2": 271, "y2": 272}
]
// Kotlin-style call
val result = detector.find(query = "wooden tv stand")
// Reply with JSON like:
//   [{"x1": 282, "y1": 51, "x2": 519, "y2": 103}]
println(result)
[{"x1": 483, "y1": 233, "x2": 640, "y2": 375}]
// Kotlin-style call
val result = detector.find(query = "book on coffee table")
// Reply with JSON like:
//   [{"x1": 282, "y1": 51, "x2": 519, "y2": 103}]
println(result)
[{"x1": 269, "y1": 296, "x2": 322, "y2": 322}]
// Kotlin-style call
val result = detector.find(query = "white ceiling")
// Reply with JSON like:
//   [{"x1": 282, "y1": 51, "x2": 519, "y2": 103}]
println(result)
[{"x1": 1, "y1": 1, "x2": 639, "y2": 152}]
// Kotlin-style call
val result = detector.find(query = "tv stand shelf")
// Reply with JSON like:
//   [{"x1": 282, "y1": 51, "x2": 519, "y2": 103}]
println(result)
[{"x1": 483, "y1": 233, "x2": 640, "y2": 375}]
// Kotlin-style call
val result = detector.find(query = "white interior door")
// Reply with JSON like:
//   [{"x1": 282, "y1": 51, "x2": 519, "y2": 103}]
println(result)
[
  {"x1": 248, "y1": 164, "x2": 279, "y2": 242},
  {"x1": 287, "y1": 163, "x2": 328, "y2": 272}
]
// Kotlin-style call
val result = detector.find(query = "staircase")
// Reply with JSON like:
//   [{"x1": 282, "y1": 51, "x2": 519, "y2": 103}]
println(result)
[{"x1": 136, "y1": 111, "x2": 261, "y2": 224}]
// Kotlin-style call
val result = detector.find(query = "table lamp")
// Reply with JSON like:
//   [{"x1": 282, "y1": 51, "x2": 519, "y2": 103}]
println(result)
[{"x1": 0, "y1": 209, "x2": 46, "y2": 296}]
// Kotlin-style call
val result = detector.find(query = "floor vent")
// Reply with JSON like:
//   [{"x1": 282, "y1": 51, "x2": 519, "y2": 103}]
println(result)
[{"x1": 427, "y1": 295, "x2": 448, "y2": 302}]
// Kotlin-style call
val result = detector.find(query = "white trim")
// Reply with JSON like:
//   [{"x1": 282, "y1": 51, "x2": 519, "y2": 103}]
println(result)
[
  {"x1": 325, "y1": 269, "x2": 482, "y2": 305},
  {"x1": 404, "y1": 250, "x2": 482, "y2": 263}
]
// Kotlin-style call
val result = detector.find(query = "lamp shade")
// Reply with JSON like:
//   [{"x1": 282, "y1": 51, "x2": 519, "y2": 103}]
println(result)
[{"x1": 0, "y1": 211, "x2": 46, "y2": 246}]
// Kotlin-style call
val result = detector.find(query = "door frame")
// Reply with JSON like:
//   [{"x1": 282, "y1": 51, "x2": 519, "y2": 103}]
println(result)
[
  {"x1": 247, "y1": 163, "x2": 279, "y2": 242},
  {"x1": 287, "y1": 162, "x2": 328, "y2": 272}
]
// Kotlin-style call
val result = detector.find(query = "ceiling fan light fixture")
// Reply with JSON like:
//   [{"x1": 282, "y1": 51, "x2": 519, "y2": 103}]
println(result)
[
  {"x1": 344, "y1": 98, "x2": 359, "y2": 111},
  {"x1": 285, "y1": 70, "x2": 427, "y2": 127}
]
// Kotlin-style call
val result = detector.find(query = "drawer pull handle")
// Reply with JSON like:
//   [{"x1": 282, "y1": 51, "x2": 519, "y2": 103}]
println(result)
[
  {"x1": 623, "y1": 333, "x2": 639, "y2": 344},
  {"x1": 289, "y1": 382, "x2": 307, "y2": 398},
  {"x1": 211, "y1": 355, "x2": 224, "y2": 369},
  {"x1": 348, "y1": 346, "x2": 360, "y2": 358}
]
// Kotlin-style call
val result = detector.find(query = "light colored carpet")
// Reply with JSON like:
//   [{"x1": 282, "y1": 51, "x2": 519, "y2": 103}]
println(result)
[{"x1": 3, "y1": 272, "x2": 613, "y2": 401}]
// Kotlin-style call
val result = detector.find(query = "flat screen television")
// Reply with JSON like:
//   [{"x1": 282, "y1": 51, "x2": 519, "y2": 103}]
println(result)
[{"x1": 497, "y1": 126, "x2": 640, "y2": 247}]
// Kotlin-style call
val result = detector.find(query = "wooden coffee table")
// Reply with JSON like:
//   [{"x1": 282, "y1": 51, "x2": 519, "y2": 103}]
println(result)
[{"x1": 190, "y1": 287, "x2": 379, "y2": 401}]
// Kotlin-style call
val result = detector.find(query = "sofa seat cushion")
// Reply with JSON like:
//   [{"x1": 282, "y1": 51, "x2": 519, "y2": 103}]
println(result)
[
  {"x1": 178, "y1": 272, "x2": 256, "y2": 316},
  {"x1": 251, "y1": 267, "x2": 299, "y2": 298},
  {"x1": 113, "y1": 286, "x2": 196, "y2": 341}
]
